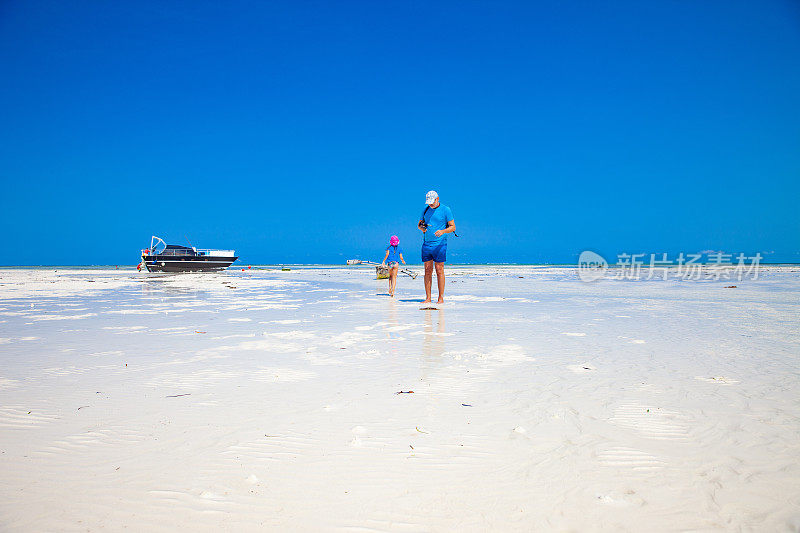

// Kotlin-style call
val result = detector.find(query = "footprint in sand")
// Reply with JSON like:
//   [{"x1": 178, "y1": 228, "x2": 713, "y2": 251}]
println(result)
[
  {"x1": 350, "y1": 425, "x2": 367, "y2": 447},
  {"x1": 568, "y1": 364, "x2": 596, "y2": 373}
]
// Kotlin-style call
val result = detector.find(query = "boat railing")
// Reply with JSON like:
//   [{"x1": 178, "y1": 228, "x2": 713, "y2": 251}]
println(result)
[{"x1": 141, "y1": 248, "x2": 196, "y2": 256}]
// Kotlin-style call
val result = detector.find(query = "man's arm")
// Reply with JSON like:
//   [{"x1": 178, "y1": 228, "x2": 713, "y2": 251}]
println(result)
[{"x1": 434, "y1": 220, "x2": 455, "y2": 238}]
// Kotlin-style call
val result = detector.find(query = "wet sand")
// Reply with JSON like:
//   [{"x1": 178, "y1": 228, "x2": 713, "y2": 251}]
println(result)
[{"x1": 0, "y1": 266, "x2": 798, "y2": 531}]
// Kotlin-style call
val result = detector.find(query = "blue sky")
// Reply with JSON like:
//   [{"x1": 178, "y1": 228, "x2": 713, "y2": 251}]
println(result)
[{"x1": 1, "y1": 0, "x2": 798, "y2": 265}]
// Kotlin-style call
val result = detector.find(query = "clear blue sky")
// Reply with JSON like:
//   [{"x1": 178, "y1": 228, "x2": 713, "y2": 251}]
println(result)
[{"x1": 1, "y1": 0, "x2": 798, "y2": 265}]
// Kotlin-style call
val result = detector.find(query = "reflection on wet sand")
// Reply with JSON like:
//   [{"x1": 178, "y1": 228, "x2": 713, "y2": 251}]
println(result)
[
  {"x1": 422, "y1": 308, "x2": 446, "y2": 359},
  {"x1": 384, "y1": 297, "x2": 400, "y2": 356}
]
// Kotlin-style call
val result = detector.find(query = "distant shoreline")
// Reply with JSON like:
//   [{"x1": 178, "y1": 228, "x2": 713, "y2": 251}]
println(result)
[{"x1": 2, "y1": 263, "x2": 800, "y2": 269}]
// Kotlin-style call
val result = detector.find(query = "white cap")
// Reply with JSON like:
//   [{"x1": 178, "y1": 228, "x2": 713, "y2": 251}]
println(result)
[{"x1": 425, "y1": 190, "x2": 438, "y2": 205}]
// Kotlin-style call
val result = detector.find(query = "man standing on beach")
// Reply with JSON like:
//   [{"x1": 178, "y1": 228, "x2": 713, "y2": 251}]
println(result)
[{"x1": 418, "y1": 190, "x2": 455, "y2": 303}]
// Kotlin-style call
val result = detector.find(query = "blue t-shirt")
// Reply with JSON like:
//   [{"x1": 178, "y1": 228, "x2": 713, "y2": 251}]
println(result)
[
  {"x1": 386, "y1": 245, "x2": 403, "y2": 263},
  {"x1": 420, "y1": 205, "x2": 454, "y2": 246}
]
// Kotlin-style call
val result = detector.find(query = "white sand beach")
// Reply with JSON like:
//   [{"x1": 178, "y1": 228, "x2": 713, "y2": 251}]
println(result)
[{"x1": 0, "y1": 266, "x2": 798, "y2": 531}]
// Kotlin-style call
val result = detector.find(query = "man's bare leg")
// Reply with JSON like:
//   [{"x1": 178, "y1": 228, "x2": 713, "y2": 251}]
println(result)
[
  {"x1": 423, "y1": 260, "x2": 434, "y2": 302},
  {"x1": 435, "y1": 262, "x2": 445, "y2": 303}
]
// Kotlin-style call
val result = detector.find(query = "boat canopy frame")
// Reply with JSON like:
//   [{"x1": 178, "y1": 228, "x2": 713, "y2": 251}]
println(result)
[{"x1": 145, "y1": 235, "x2": 167, "y2": 256}]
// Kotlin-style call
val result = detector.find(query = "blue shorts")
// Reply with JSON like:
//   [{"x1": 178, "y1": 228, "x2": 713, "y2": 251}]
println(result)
[{"x1": 421, "y1": 241, "x2": 447, "y2": 263}]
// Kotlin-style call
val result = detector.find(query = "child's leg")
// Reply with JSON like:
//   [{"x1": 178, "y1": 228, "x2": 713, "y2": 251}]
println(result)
[{"x1": 389, "y1": 267, "x2": 398, "y2": 295}]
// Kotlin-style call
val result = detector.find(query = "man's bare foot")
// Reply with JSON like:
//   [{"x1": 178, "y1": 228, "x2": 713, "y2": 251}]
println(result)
[
  {"x1": 437, "y1": 297, "x2": 444, "y2": 304},
  {"x1": 423, "y1": 298, "x2": 431, "y2": 303}
]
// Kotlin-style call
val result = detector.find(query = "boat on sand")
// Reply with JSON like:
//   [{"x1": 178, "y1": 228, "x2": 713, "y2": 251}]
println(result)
[{"x1": 138, "y1": 236, "x2": 238, "y2": 272}]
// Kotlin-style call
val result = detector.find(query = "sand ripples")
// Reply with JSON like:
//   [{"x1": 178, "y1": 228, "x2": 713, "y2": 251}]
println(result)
[{"x1": 609, "y1": 404, "x2": 690, "y2": 441}]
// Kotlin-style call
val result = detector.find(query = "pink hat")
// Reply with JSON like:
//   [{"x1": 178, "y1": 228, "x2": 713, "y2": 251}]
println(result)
[{"x1": 389, "y1": 235, "x2": 399, "y2": 246}]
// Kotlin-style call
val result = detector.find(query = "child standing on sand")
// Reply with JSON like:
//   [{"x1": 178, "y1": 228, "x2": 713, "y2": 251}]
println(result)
[{"x1": 381, "y1": 235, "x2": 406, "y2": 297}]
